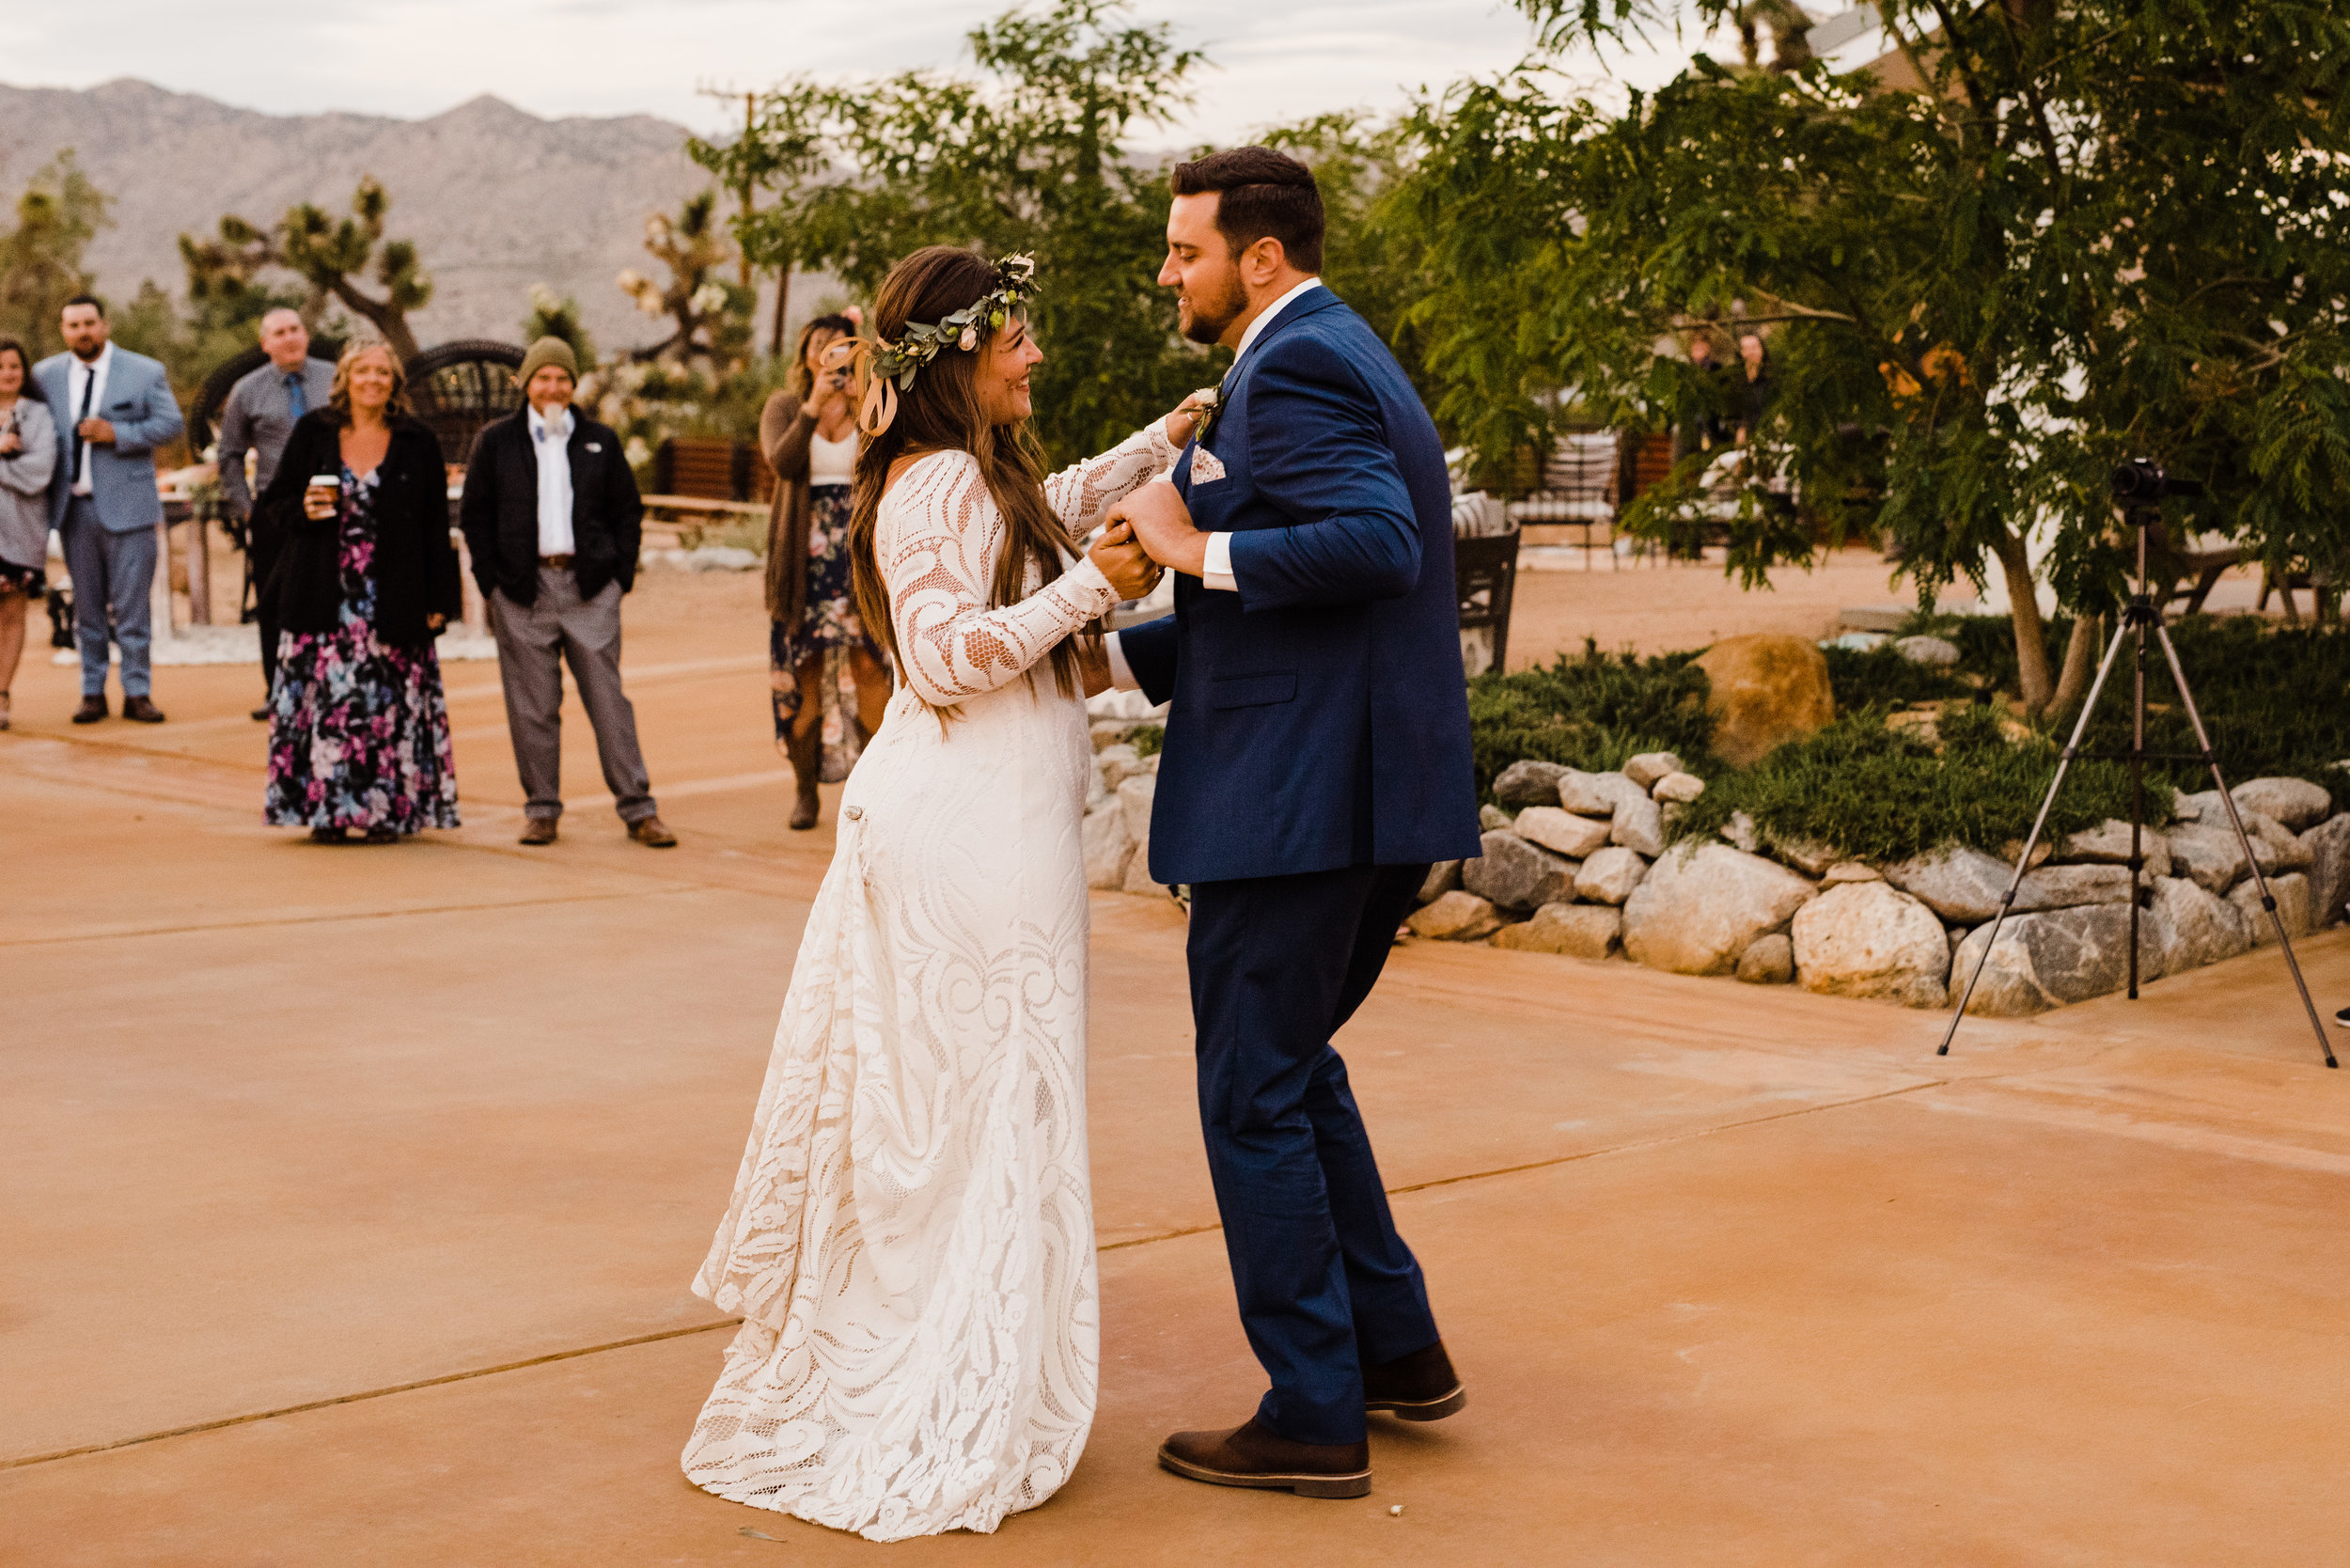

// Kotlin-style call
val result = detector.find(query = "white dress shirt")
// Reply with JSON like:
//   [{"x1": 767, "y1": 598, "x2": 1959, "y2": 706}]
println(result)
[
  {"x1": 529, "y1": 403, "x2": 575, "y2": 557},
  {"x1": 1103, "y1": 277, "x2": 1325, "y2": 690},
  {"x1": 69, "y1": 341, "x2": 116, "y2": 495}
]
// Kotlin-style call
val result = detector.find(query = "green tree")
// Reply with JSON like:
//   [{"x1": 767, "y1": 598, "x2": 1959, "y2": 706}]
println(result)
[
  {"x1": 1261, "y1": 112, "x2": 1433, "y2": 404},
  {"x1": 1394, "y1": 1, "x2": 2350, "y2": 715},
  {"x1": 521, "y1": 282, "x2": 596, "y2": 368},
  {"x1": 270, "y1": 177, "x2": 432, "y2": 361},
  {"x1": 0, "y1": 151, "x2": 108, "y2": 359},
  {"x1": 689, "y1": 80, "x2": 832, "y2": 356},
  {"x1": 167, "y1": 215, "x2": 306, "y2": 384}
]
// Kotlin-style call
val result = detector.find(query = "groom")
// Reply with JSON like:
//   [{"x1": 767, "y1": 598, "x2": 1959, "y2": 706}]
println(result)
[{"x1": 1105, "y1": 147, "x2": 1481, "y2": 1498}]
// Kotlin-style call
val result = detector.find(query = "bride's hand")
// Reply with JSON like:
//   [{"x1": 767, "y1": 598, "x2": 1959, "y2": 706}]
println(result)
[
  {"x1": 1162, "y1": 387, "x2": 1216, "y2": 447},
  {"x1": 1089, "y1": 519, "x2": 1162, "y2": 601}
]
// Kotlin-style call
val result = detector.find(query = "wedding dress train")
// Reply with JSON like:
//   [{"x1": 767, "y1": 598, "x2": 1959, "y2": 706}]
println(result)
[{"x1": 682, "y1": 423, "x2": 1178, "y2": 1542}]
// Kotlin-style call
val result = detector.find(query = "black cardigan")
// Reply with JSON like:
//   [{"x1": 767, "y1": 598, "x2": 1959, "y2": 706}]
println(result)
[
  {"x1": 254, "y1": 412, "x2": 462, "y2": 648},
  {"x1": 457, "y1": 406, "x2": 642, "y2": 607}
]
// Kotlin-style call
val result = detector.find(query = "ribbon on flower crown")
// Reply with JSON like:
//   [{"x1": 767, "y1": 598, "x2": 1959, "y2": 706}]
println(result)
[{"x1": 822, "y1": 252, "x2": 1040, "y2": 436}]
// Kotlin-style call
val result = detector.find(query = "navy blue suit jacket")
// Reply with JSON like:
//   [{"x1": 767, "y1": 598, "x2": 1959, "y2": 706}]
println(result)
[{"x1": 1120, "y1": 288, "x2": 1481, "y2": 886}]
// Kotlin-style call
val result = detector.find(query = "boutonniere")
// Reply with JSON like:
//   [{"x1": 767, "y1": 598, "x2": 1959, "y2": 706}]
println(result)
[{"x1": 1192, "y1": 378, "x2": 1227, "y2": 447}]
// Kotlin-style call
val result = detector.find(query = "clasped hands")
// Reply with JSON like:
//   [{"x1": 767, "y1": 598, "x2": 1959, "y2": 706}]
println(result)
[{"x1": 1087, "y1": 483, "x2": 1205, "y2": 598}]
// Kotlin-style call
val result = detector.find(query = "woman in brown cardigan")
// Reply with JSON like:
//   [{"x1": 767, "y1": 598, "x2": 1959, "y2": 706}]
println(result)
[{"x1": 760, "y1": 313, "x2": 891, "y2": 829}]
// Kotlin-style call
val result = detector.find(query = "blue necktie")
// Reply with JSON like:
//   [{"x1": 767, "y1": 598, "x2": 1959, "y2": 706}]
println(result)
[{"x1": 286, "y1": 372, "x2": 306, "y2": 419}]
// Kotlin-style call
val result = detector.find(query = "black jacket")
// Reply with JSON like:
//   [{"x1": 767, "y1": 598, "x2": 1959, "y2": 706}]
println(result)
[
  {"x1": 254, "y1": 412, "x2": 462, "y2": 647},
  {"x1": 458, "y1": 407, "x2": 642, "y2": 606}
]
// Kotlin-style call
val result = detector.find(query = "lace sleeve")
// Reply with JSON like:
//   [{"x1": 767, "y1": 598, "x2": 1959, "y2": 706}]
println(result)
[
  {"x1": 1040, "y1": 420, "x2": 1181, "y2": 542},
  {"x1": 882, "y1": 452, "x2": 1120, "y2": 706}
]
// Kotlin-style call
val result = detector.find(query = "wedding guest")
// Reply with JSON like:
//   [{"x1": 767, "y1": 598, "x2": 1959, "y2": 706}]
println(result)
[
  {"x1": 255, "y1": 339, "x2": 461, "y2": 843},
  {"x1": 36, "y1": 294, "x2": 184, "y2": 725},
  {"x1": 219, "y1": 306, "x2": 336, "y2": 719},
  {"x1": 1736, "y1": 328, "x2": 1774, "y2": 444},
  {"x1": 760, "y1": 313, "x2": 891, "y2": 830},
  {"x1": 459, "y1": 337, "x2": 675, "y2": 848},
  {"x1": 0, "y1": 338, "x2": 58, "y2": 731}
]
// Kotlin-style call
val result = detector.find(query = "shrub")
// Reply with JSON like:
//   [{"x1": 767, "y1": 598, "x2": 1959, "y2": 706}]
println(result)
[
  {"x1": 1670, "y1": 705, "x2": 2166, "y2": 864},
  {"x1": 1128, "y1": 724, "x2": 1164, "y2": 758},
  {"x1": 1823, "y1": 642, "x2": 1969, "y2": 711},
  {"x1": 1467, "y1": 645, "x2": 1716, "y2": 796}
]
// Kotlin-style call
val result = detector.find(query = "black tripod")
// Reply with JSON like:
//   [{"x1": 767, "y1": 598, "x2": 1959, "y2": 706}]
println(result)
[{"x1": 1937, "y1": 471, "x2": 2337, "y2": 1069}]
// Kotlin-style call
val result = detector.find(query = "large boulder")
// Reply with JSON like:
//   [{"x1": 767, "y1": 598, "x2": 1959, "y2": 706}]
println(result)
[
  {"x1": 1493, "y1": 759, "x2": 1572, "y2": 808},
  {"x1": 1493, "y1": 902, "x2": 1622, "y2": 960},
  {"x1": 2230, "y1": 871, "x2": 2314, "y2": 946},
  {"x1": 2013, "y1": 863, "x2": 2134, "y2": 912},
  {"x1": 1883, "y1": 845, "x2": 2016, "y2": 923},
  {"x1": 1480, "y1": 804, "x2": 1515, "y2": 832},
  {"x1": 1083, "y1": 802, "x2": 1136, "y2": 890},
  {"x1": 1461, "y1": 830, "x2": 1577, "y2": 912},
  {"x1": 1792, "y1": 881, "x2": 1951, "y2": 1009},
  {"x1": 1735, "y1": 933, "x2": 1795, "y2": 984},
  {"x1": 1622, "y1": 751, "x2": 1684, "y2": 790},
  {"x1": 1558, "y1": 768, "x2": 1645, "y2": 819},
  {"x1": 1418, "y1": 860, "x2": 1463, "y2": 905},
  {"x1": 1118, "y1": 776, "x2": 1166, "y2": 895},
  {"x1": 1574, "y1": 845, "x2": 1649, "y2": 905},
  {"x1": 1610, "y1": 792, "x2": 1668, "y2": 857},
  {"x1": 1409, "y1": 891, "x2": 1503, "y2": 941},
  {"x1": 2144, "y1": 875, "x2": 2249, "y2": 974},
  {"x1": 2246, "y1": 812, "x2": 2313, "y2": 870},
  {"x1": 1515, "y1": 806, "x2": 1611, "y2": 860},
  {"x1": 2232, "y1": 776, "x2": 2334, "y2": 832},
  {"x1": 2165, "y1": 823, "x2": 2249, "y2": 894},
  {"x1": 1694, "y1": 634, "x2": 1836, "y2": 767},
  {"x1": 2302, "y1": 813, "x2": 2350, "y2": 927},
  {"x1": 2060, "y1": 818, "x2": 2168, "y2": 870},
  {"x1": 1622, "y1": 843, "x2": 1817, "y2": 976},
  {"x1": 1950, "y1": 904, "x2": 2145, "y2": 1015}
]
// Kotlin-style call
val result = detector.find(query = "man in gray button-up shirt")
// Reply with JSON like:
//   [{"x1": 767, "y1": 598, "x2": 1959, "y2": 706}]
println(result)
[{"x1": 217, "y1": 308, "x2": 335, "y2": 716}]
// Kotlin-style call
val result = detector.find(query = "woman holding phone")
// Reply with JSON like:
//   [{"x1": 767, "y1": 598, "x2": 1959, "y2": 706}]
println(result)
[
  {"x1": 254, "y1": 338, "x2": 462, "y2": 842},
  {"x1": 760, "y1": 312, "x2": 891, "y2": 830}
]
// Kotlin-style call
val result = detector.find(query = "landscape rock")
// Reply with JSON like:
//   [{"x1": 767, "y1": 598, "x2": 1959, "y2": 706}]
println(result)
[
  {"x1": 1792, "y1": 881, "x2": 1951, "y2": 1008},
  {"x1": 1622, "y1": 751, "x2": 1684, "y2": 790},
  {"x1": 1086, "y1": 755, "x2": 1108, "y2": 810},
  {"x1": 2245, "y1": 812, "x2": 2312, "y2": 870},
  {"x1": 2165, "y1": 823, "x2": 2249, "y2": 894},
  {"x1": 1492, "y1": 902, "x2": 1622, "y2": 960},
  {"x1": 1480, "y1": 804, "x2": 1516, "y2": 832},
  {"x1": 2232, "y1": 776, "x2": 2334, "y2": 832},
  {"x1": 1622, "y1": 844, "x2": 1818, "y2": 976},
  {"x1": 1652, "y1": 771, "x2": 1706, "y2": 804},
  {"x1": 2230, "y1": 871, "x2": 2314, "y2": 946},
  {"x1": 2144, "y1": 875, "x2": 2249, "y2": 974},
  {"x1": 1118, "y1": 776, "x2": 1165, "y2": 895},
  {"x1": 1461, "y1": 831, "x2": 1578, "y2": 912},
  {"x1": 2301, "y1": 813, "x2": 2350, "y2": 927},
  {"x1": 1950, "y1": 904, "x2": 2147, "y2": 1015},
  {"x1": 1574, "y1": 845, "x2": 1649, "y2": 905},
  {"x1": 1610, "y1": 792, "x2": 1668, "y2": 858},
  {"x1": 1096, "y1": 743, "x2": 1147, "y2": 792},
  {"x1": 1514, "y1": 806, "x2": 1612, "y2": 861},
  {"x1": 1417, "y1": 860, "x2": 1463, "y2": 906},
  {"x1": 1768, "y1": 831, "x2": 1843, "y2": 878},
  {"x1": 1492, "y1": 759, "x2": 1572, "y2": 808},
  {"x1": 1998, "y1": 839, "x2": 2054, "y2": 870},
  {"x1": 1724, "y1": 810, "x2": 1762, "y2": 853},
  {"x1": 2060, "y1": 818, "x2": 2167, "y2": 870},
  {"x1": 2013, "y1": 863, "x2": 2134, "y2": 912},
  {"x1": 1082, "y1": 803, "x2": 1135, "y2": 889},
  {"x1": 1893, "y1": 634, "x2": 1962, "y2": 666},
  {"x1": 1557, "y1": 768, "x2": 1645, "y2": 819},
  {"x1": 1734, "y1": 933, "x2": 1795, "y2": 984},
  {"x1": 1883, "y1": 845, "x2": 2018, "y2": 924},
  {"x1": 1122, "y1": 851, "x2": 1167, "y2": 897},
  {"x1": 1408, "y1": 890, "x2": 1504, "y2": 941},
  {"x1": 1694, "y1": 633, "x2": 1837, "y2": 767},
  {"x1": 1821, "y1": 862, "x2": 1881, "y2": 886},
  {"x1": 2175, "y1": 789, "x2": 2226, "y2": 825}
]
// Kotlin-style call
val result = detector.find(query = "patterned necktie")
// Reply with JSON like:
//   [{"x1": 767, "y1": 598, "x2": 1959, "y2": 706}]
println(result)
[{"x1": 286, "y1": 371, "x2": 306, "y2": 419}]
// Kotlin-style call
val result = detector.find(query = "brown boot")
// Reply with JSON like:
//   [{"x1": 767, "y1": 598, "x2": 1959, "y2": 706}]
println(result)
[
  {"x1": 785, "y1": 723, "x2": 823, "y2": 831},
  {"x1": 1157, "y1": 1419, "x2": 1371, "y2": 1499},
  {"x1": 1363, "y1": 1341, "x2": 1466, "y2": 1421},
  {"x1": 518, "y1": 817, "x2": 558, "y2": 846},
  {"x1": 71, "y1": 694, "x2": 107, "y2": 724},
  {"x1": 628, "y1": 815, "x2": 678, "y2": 848},
  {"x1": 121, "y1": 695, "x2": 166, "y2": 723}
]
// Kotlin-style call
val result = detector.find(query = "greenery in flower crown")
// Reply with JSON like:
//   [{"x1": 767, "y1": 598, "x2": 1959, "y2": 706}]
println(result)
[{"x1": 871, "y1": 253, "x2": 1039, "y2": 390}]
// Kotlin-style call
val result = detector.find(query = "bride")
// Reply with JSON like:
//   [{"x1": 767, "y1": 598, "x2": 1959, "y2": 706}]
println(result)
[{"x1": 682, "y1": 245, "x2": 1202, "y2": 1541}]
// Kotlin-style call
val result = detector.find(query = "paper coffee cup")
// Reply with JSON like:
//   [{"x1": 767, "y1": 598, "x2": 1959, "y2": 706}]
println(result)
[{"x1": 308, "y1": 474, "x2": 342, "y2": 491}]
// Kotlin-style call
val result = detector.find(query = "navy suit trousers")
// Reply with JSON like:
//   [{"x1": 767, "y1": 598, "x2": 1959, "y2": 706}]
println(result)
[{"x1": 1184, "y1": 861, "x2": 1441, "y2": 1445}]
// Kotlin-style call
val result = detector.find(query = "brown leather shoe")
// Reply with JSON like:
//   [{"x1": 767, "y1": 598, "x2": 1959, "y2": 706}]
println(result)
[
  {"x1": 121, "y1": 695, "x2": 165, "y2": 723},
  {"x1": 628, "y1": 815, "x2": 678, "y2": 847},
  {"x1": 1364, "y1": 1341, "x2": 1467, "y2": 1421},
  {"x1": 518, "y1": 817, "x2": 558, "y2": 846},
  {"x1": 71, "y1": 695, "x2": 107, "y2": 724},
  {"x1": 1157, "y1": 1419, "x2": 1371, "y2": 1499}
]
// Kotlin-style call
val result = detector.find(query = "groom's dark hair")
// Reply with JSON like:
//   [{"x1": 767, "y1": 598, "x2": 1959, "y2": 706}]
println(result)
[{"x1": 1170, "y1": 148, "x2": 1324, "y2": 274}]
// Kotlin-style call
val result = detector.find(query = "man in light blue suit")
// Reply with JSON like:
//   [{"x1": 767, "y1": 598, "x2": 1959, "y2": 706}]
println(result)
[{"x1": 38, "y1": 293, "x2": 184, "y2": 723}]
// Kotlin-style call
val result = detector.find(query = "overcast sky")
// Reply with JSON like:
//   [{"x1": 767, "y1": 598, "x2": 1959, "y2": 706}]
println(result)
[{"x1": 0, "y1": 0, "x2": 1706, "y2": 142}]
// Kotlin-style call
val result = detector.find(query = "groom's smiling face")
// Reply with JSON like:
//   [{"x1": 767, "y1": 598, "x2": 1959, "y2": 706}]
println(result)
[{"x1": 1163, "y1": 194, "x2": 1251, "y2": 348}]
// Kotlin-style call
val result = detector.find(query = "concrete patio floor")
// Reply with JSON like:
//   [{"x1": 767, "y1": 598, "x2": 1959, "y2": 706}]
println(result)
[{"x1": 5, "y1": 569, "x2": 2348, "y2": 1566}]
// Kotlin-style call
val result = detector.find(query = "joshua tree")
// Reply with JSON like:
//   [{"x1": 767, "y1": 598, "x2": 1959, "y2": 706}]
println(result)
[
  {"x1": 616, "y1": 191, "x2": 751, "y2": 368},
  {"x1": 269, "y1": 177, "x2": 431, "y2": 362}
]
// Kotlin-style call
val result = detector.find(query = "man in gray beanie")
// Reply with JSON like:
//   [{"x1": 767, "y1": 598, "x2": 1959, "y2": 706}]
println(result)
[{"x1": 459, "y1": 337, "x2": 675, "y2": 846}]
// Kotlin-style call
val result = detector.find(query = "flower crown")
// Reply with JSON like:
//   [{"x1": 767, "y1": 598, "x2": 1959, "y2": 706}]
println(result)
[{"x1": 823, "y1": 253, "x2": 1040, "y2": 435}]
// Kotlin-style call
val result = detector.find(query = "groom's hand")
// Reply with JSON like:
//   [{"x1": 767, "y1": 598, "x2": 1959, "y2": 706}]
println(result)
[{"x1": 1112, "y1": 481, "x2": 1209, "y2": 577}]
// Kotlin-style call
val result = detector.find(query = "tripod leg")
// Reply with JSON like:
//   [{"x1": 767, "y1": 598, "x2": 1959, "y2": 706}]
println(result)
[
  {"x1": 2149, "y1": 620, "x2": 2338, "y2": 1070},
  {"x1": 1938, "y1": 618, "x2": 2135, "y2": 1054}
]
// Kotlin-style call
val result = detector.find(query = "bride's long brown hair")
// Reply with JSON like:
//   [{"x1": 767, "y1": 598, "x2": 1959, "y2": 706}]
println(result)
[{"x1": 847, "y1": 245, "x2": 1086, "y2": 703}]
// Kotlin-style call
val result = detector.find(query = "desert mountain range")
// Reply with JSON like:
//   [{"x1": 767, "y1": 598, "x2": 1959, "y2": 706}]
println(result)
[{"x1": 0, "y1": 78, "x2": 803, "y2": 355}]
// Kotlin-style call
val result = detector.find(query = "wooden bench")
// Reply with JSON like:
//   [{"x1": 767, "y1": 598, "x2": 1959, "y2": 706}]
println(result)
[{"x1": 651, "y1": 436, "x2": 776, "y2": 505}]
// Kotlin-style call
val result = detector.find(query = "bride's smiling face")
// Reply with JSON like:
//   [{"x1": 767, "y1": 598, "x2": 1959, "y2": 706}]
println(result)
[{"x1": 976, "y1": 314, "x2": 1043, "y2": 427}]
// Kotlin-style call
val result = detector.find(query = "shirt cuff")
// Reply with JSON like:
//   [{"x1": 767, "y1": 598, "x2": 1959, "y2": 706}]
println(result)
[
  {"x1": 1104, "y1": 632, "x2": 1140, "y2": 692},
  {"x1": 1202, "y1": 531, "x2": 1237, "y2": 593}
]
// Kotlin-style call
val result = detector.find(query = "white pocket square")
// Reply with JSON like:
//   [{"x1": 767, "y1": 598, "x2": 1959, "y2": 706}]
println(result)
[{"x1": 1190, "y1": 447, "x2": 1228, "y2": 485}]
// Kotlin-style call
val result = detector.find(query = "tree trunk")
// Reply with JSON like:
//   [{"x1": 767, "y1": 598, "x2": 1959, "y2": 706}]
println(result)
[
  {"x1": 769, "y1": 259, "x2": 792, "y2": 360},
  {"x1": 1990, "y1": 527, "x2": 2054, "y2": 714},
  {"x1": 2048, "y1": 611, "x2": 2102, "y2": 717},
  {"x1": 330, "y1": 277, "x2": 421, "y2": 364}
]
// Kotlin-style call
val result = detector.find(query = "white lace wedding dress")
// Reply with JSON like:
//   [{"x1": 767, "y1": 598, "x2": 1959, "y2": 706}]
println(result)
[{"x1": 682, "y1": 422, "x2": 1179, "y2": 1542}]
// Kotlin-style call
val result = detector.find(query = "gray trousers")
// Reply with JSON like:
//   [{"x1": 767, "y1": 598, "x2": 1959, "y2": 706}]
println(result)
[
  {"x1": 489, "y1": 568, "x2": 657, "y2": 823},
  {"x1": 61, "y1": 497, "x2": 157, "y2": 698}
]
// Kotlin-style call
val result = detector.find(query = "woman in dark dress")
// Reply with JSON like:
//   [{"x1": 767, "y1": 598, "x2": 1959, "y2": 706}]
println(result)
[{"x1": 254, "y1": 340, "x2": 462, "y2": 842}]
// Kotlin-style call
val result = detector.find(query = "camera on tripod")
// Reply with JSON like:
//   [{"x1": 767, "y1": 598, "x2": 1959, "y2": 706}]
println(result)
[{"x1": 2111, "y1": 458, "x2": 2204, "y2": 502}]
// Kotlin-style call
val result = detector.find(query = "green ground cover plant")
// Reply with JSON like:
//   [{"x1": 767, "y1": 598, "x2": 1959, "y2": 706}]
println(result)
[{"x1": 1466, "y1": 645, "x2": 1717, "y2": 794}]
